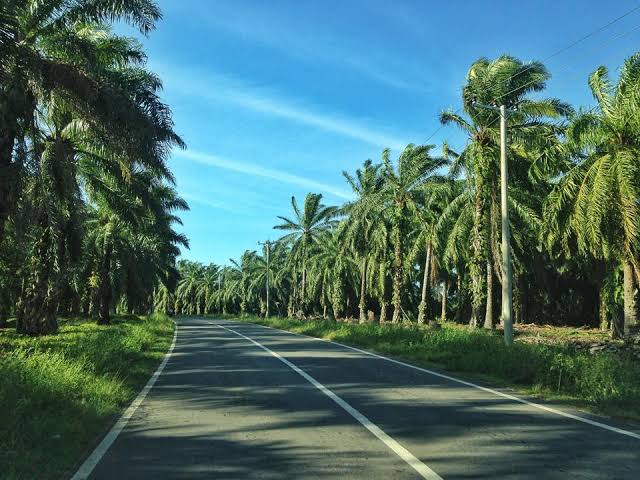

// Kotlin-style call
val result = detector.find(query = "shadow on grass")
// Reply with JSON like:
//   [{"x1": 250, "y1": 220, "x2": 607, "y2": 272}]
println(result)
[{"x1": 0, "y1": 314, "x2": 174, "y2": 480}]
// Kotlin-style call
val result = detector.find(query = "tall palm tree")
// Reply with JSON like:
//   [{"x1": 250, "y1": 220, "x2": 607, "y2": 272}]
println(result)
[
  {"x1": 311, "y1": 229, "x2": 357, "y2": 320},
  {"x1": 175, "y1": 261, "x2": 203, "y2": 315},
  {"x1": 12, "y1": 26, "x2": 184, "y2": 333},
  {"x1": 381, "y1": 145, "x2": 447, "y2": 323},
  {"x1": 196, "y1": 264, "x2": 219, "y2": 315},
  {"x1": 408, "y1": 181, "x2": 451, "y2": 324},
  {"x1": 342, "y1": 159, "x2": 383, "y2": 322},
  {"x1": 274, "y1": 193, "x2": 337, "y2": 317},
  {"x1": 0, "y1": 0, "x2": 162, "y2": 244},
  {"x1": 440, "y1": 55, "x2": 571, "y2": 327},
  {"x1": 545, "y1": 53, "x2": 640, "y2": 340}
]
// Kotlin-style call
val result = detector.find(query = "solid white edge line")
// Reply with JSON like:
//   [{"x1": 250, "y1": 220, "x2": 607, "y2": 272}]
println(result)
[
  {"x1": 70, "y1": 321, "x2": 179, "y2": 480},
  {"x1": 212, "y1": 322, "x2": 442, "y2": 480},
  {"x1": 230, "y1": 320, "x2": 640, "y2": 441}
]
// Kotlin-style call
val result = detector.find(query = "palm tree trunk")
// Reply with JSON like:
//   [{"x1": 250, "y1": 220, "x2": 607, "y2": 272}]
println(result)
[
  {"x1": 379, "y1": 301, "x2": 387, "y2": 323},
  {"x1": 392, "y1": 223, "x2": 403, "y2": 324},
  {"x1": 0, "y1": 126, "x2": 17, "y2": 246},
  {"x1": 17, "y1": 219, "x2": 59, "y2": 334},
  {"x1": 484, "y1": 261, "x2": 494, "y2": 329},
  {"x1": 599, "y1": 283, "x2": 609, "y2": 331},
  {"x1": 441, "y1": 280, "x2": 448, "y2": 322},
  {"x1": 299, "y1": 266, "x2": 306, "y2": 318},
  {"x1": 417, "y1": 241, "x2": 432, "y2": 324},
  {"x1": 320, "y1": 278, "x2": 328, "y2": 319},
  {"x1": 455, "y1": 268, "x2": 464, "y2": 324},
  {"x1": 470, "y1": 177, "x2": 487, "y2": 328},
  {"x1": 359, "y1": 257, "x2": 367, "y2": 323},
  {"x1": 98, "y1": 243, "x2": 113, "y2": 325},
  {"x1": 623, "y1": 260, "x2": 638, "y2": 340}
]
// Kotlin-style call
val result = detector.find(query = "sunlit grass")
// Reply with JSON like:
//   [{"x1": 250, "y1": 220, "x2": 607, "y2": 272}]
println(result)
[{"x1": 0, "y1": 313, "x2": 174, "y2": 480}]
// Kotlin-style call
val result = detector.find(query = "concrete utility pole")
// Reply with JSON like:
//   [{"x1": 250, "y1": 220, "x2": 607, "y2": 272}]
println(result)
[
  {"x1": 218, "y1": 271, "x2": 222, "y2": 313},
  {"x1": 259, "y1": 240, "x2": 271, "y2": 318},
  {"x1": 473, "y1": 101, "x2": 514, "y2": 346},
  {"x1": 499, "y1": 105, "x2": 513, "y2": 346}
]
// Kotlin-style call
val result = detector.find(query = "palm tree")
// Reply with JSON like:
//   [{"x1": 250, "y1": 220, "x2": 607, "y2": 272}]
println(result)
[
  {"x1": 342, "y1": 159, "x2": 383, "y2": 322},
  {"x1": 408, "y1": 181, "x2": 451, "y2": 324},
  {"x1": 175, "y1": 261, "x2": 203, "y2": 315},
  {"x1": 196, "y1": 264, "x2": 220, "y2": 315},
  {"x1": 12, "y1": 25, "x2": 184, "y2": 333},
  {"x1": 83, "y1": 174, "x2": 187, "y2": 325},
  {"x1": 0, "y1": 0, "x2": 162, "y2": 244},
  {"x1": 544, "y1": 53, "x2": 640, "y2": 340},
  {"x1": 229, "y1": 250, "x2": 259, "y2": 315},
  {"x1": 274, "y1": 193, "x2": 337, "y2": 317},
  {"x1": 310, "y1": 229, "x2": 357, "y2": 320},
  {"x1": 380, "y1": 145, "x2": 447, "y2": 323},
  {"x1": 440, "y1": 55, "x2": 571, "y2": 328}
]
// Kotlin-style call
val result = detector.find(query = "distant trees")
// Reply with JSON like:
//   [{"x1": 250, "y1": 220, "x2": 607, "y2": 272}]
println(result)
[{"x1": 169, "y1": 53, "x2": 640, "y2": 343}]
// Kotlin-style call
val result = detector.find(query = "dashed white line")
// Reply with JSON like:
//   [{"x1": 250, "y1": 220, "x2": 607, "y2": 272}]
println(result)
[{"x1": 212, "y1": 322, "x2": 443, "y2": 480}]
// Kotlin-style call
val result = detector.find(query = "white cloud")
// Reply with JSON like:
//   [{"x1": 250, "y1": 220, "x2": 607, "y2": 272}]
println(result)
[
  {"x1": 177, "y1": 149, "x2": 353, "y2": 200},
  {"x1": 180, "y1": 192, "x2": 240, "y2": 214},
  {"x1": 192, "y1": 3, "x2": 433, "y2": 94},
  {"x1": 161, "y1": 68, "x2": 409, "y2": 151}
]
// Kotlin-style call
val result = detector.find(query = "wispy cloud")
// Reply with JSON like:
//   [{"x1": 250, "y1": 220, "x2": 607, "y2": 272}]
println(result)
[
  {"x1": 177, "y1": 149, "x2": 352, "y2": 200},
  {"x1": 161, "y1": 68, "x2": 409, "y2": 151},
  {"x1": 189, "y1": 3, "x2": 432, "y2": 94},
  {"x1": 180, "y1": 192, "x2": 240, "y2": 214}
]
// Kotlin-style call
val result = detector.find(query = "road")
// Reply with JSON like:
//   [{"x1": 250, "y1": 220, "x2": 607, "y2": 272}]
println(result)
[{"x1": 81, "y1": 317, "x2": 640, "y2": 479}]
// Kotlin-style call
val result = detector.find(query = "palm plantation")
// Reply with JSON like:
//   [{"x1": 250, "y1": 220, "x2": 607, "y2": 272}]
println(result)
[
  {"x1": 544, "y1": 54, "x2": 640, "y2": 339},
  {"x1": 0, "y1": 1, "x2": 186, "y2": 333},
  {"x1": 2, "y1": 3, "x2": 640, "y2": 478},
  {"x1": 168, "y1": 54, "x2": 640, "y2": 344}
]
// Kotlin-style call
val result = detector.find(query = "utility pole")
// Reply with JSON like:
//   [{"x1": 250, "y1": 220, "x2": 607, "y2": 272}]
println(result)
[
  {"x1": 500, "y1": 105, "x2": 513, "y2": 346},
  {"x1": 473, "y1": 101, "x2": 514, "y2": 346},
  {"x1": 218, "y1": 270, "x2": 222, "y2": 314},
  {"x1": 259, "y1": 240, "x2": 271, "y2": 318}
]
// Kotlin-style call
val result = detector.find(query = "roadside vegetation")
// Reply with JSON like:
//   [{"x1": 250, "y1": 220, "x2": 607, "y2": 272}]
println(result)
[
  {"x1": 0, "y1": 2, "x2": 183, "y2": 477},
  {"x1": 0, "y1": 0, "x2": 187, "y2": 334},
  {"x1": 0, "y1": 314, "x2": 174, "y2": 480},
  {"x1": 2, "y1": 0, "x2": 640, "y2": 473},
  {"x1": 231, "y1": 315, "x2": 640, "y2": 421},
  {"x1": 168, "y1": 54, "x2": 640, "y2": 347}
]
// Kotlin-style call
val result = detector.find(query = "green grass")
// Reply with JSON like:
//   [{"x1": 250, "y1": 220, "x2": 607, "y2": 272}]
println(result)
[
  {"x1": 231, "y1": 315, "x2": 640, "y2": 422},
  {"x1": 0, "y1": 313, "x2": 174, "y2": 480}
]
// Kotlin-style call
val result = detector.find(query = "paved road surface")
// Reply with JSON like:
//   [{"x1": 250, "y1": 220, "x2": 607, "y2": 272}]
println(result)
[{"x1": 84, "y1": 317, "x2": 640, "y2": 479}]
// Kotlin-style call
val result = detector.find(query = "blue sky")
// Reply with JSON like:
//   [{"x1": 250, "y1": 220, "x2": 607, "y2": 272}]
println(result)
[{"x1": 121, "y1": 0, "x2": 640, "y2": 265}]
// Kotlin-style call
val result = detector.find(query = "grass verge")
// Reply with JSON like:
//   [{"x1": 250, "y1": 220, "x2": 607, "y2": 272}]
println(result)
[
  {"x1": 229, "y1": 315, "x2": 640, "y2": 422},
  {"x1": 0, "y1": 313, "x2": 174, "y2": 480}
]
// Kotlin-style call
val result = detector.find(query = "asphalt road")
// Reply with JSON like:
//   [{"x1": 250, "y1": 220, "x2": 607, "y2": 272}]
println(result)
[{"x1": 84, "y1": 317, "x2": 640, "y2": 479}]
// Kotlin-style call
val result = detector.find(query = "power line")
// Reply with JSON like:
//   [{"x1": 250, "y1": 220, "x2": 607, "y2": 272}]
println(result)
[
  {"x1": 483, "y1": 21, "x2": 640, "y2": 131},
  {"x1": 424, "y1": 3, "x2": 640, "y2": 144}
]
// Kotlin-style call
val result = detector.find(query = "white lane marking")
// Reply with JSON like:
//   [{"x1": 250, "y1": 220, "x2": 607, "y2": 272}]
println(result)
[
  {"x1": 71, "y1": 322, "x2": 180, "y2": 480},
  {"x1": 212, "y1": 322, "x2": 442, "y2": 480},
  {"x1": 229, "y1": 320, "x2": 640, "y2": 441}
]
